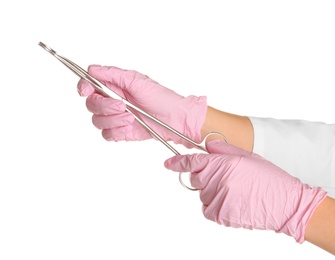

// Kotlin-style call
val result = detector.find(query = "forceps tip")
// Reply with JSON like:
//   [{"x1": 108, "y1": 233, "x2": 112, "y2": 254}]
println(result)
[{"x1": 38, "y1": 42, "x2": 56, "y2": 55}]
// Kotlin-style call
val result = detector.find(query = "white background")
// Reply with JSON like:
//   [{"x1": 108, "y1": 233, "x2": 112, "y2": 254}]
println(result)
[{"x1": 1, "y1": 0, "x2": 334, "y2": 259}]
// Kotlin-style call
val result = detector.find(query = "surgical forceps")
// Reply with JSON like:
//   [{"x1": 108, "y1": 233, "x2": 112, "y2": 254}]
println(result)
[{"x1": 38, "y1": 42, "x2": 227, "y2": 190}]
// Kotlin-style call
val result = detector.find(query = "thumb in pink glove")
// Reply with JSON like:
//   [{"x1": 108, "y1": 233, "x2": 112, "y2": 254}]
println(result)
[
  {"x1": 77, "y1": 65, "x2": 207, "y2": 148},
  {"x1": 164, "y1": 140, "x2": 327, "y2": 243}
]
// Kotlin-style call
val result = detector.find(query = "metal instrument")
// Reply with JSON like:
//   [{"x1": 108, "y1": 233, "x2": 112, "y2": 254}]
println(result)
[{"x1": 38, "y1": 42, "x2": 227, "y2": 190}]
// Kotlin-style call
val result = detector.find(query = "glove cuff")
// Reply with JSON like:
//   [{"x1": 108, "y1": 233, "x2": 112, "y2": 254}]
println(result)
[
  {"x1": 278, "y1": 185, "x2": 327, "y2": 243},
  {"x1": 177, "y1": 95, "x2": 208, "y2": 148}
]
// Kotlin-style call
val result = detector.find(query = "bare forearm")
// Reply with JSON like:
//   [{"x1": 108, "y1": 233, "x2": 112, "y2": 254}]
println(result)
[
  {"x1": 305, "y1": 196, "x2": 335, "y2": 255},
  {"x1": 201, "y1": 106, "x2": 254, "y2": 152}
]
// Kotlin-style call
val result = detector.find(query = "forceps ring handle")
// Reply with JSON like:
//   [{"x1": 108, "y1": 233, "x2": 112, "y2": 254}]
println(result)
[{"x1": 179, "y1": 131, "x2": 228, "y2": 191}]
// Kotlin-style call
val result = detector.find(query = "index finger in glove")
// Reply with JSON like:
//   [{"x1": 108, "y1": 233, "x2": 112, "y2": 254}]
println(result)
[
  {"x1": 165, "y1": 152, "x2": 243, "y2": 190},
  {"x1": 77, "y1": 65, "x2": 133, "y2": 98},
  {"x1": 164, "y1": 154, "x2": 211, "y2": 174},
  {"x1": 164, "y1": 154, "x2": 225, "y2": 190},
  {"x1": 88, "y1": 65, "x2": 150, "y2": 93},
  {"x1": 207, "y1": 140, "x2": 264, "y2": 161},
  {"x1": 206, "y1": 140, "x2": 252, "y2": 157}
]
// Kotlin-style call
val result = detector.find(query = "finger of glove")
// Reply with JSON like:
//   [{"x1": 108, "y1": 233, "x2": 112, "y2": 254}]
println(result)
[
  {"x1": 206, "y1": 140, "x2": 252, "y2": 157},
  {"x1": 77, "y1": 78, "x2": 95, "y2": 97},
  {"x1": 92, "y1": 113, "x2": 134, "y2": 130},
  {"x1": 207, "y1": 140, "x2": 265, "y2": 161},
  {"x1": 88, "y1": 65, "x2": 142, "y2": 93},
  {"x1": 102, "y1": 124, "x2": 152, "y2": 142},
  {"x1": 164, "y1": 154, "x2": 212, "y2": 173},
  {"x1": 86, "y1": 93, "x2": 126, "y2": 115},
  {"x1": 165, "y1": 153, "x2": 232, "y2": 190}
]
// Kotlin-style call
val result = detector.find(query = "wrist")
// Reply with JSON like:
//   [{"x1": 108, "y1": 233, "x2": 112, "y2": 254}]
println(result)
[
  {"x1": 278, "y1": 185, "x2": 327, "y2": 243},
  {"x1": 304, "y1": 196, "x2": 335, "y2": 254},
  {"x1": 179, "y1": 95, "x2": 208, "y2": 147},
  {"x1": 200, "y1": 106, "x2": 254, "y2": 152}
]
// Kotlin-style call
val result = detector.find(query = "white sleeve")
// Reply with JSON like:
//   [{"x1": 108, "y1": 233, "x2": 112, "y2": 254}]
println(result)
[{"x1": 249, "y1": 116, "x2": 335, "y2": 198}]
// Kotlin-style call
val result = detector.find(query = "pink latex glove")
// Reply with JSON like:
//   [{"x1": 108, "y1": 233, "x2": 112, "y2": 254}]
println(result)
[
  {"x1": 164, "y1": 140, "x2": 327, "y2": 243},
  {"x1": 77, "y1": 65, "x2": 207, "y2": 148}
]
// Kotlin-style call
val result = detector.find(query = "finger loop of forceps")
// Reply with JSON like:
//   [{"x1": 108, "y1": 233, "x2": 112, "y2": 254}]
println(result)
[{"x1": 38, "y1": 42, "x2": 228, "y2": 191}]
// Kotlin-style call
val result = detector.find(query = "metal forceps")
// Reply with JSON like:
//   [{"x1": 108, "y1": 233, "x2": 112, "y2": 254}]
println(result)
[{"x1": 38, "y1": 42, "x2": 227, "y2": 191}]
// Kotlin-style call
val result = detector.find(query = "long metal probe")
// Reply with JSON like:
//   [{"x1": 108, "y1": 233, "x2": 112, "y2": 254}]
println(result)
[
  {"x1": 38, "y1": 42, "x2": 199, "y2": 190},
  {"x1": 38, "y1": 42, "x2": 206, "y2": 155}
]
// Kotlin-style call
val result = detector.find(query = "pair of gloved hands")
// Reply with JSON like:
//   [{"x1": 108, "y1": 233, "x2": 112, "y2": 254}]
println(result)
[{"x1": 77, "y1": 65, "x2": 327, "y2": 243}]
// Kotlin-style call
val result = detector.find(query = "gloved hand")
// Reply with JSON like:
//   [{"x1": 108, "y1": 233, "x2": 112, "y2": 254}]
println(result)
[
  {"x1": 77, "y1": 65, "x2": 207, "y2": 147},
  {"x1": 164, "y1": 140, "x2": 327, "y2": 243}
]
